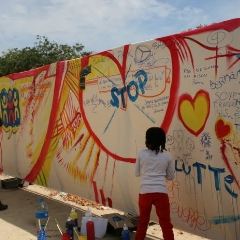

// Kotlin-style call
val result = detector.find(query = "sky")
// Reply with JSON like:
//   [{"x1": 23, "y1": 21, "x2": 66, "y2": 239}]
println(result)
[{"x1": 0, "y1": 0, "x2": 240, "y2": 55}]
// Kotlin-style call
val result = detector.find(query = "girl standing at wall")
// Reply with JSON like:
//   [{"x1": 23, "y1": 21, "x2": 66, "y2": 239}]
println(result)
[{"x1": 135, "y1": 127, "x2": 175, "y2": 240}]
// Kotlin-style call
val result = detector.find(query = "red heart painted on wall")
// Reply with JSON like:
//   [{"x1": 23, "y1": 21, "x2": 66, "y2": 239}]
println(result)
[{"x1": 215, "y1": 118, "x2": 232, "y2": 139}]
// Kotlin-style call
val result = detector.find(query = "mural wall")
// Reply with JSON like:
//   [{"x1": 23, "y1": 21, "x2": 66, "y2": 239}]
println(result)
[{"x1": 0, "y1": 18, "x2": 240, "y2": 239}]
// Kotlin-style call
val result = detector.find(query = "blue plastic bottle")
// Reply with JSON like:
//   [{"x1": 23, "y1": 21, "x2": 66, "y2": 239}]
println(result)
[
  {"x1": 35, "y1": 198, "x2": 48, "y2": 230},
  {"x1": 37, "y1": 228, "x2": 46, "y2": 240},
  {"x1": 122, "y1": 223, "x2": 130, "y2": 240}
]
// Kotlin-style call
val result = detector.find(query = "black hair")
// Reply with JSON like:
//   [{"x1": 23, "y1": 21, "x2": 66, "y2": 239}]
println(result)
[{"x1": 145, "y1": 127, "x2": 166, "y2": 154}]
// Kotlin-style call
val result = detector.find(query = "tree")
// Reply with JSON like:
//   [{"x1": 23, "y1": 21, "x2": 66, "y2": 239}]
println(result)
[{"x1": 0, "y1": 35, "x2": 93, "y2": 77}]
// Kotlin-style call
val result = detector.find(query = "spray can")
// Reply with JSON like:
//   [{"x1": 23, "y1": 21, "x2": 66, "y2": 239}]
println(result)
[
  {"x1": 86, "y1": 218, "x2": 95, "y2": 240},
  {"x1": 122, "y1": 223, "x2": 130, "y2": 240},
  {"x1": 66, "y1": 217, "x2": 74, "y2": 240}
]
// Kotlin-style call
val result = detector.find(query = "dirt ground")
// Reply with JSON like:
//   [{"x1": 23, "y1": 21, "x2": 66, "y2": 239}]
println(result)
[{"x1": 0, "y1": 173, "x2": 210, "y2": 240}]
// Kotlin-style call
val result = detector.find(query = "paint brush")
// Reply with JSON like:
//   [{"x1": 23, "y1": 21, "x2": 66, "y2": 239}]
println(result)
[
  {"x1": 38, "y1": 219, "x2": 41, "y2": 230},
  {"x1": 55, "y1": 218, "x2": 63, "y2": 235},
  {"x1": 73, "y1": 227, "x2": 80, "y2": 238},
  {"x1": 44, "y1": 217, "x2": 50, "y2": 231}
]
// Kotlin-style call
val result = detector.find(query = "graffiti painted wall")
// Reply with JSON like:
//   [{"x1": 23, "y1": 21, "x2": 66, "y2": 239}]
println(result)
[{"x1": 1, "y1": 18, "x2": 240, "y2": 239}]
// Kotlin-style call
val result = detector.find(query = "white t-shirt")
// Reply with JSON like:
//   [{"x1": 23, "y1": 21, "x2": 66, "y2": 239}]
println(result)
[{"x1": 135, "y1": 149, "x2": 175, "y2": 194}]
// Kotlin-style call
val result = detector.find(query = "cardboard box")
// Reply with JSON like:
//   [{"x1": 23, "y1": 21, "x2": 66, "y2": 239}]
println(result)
[
  {"x1": 1, "y1": 177, "x2": 23, "y2": 189},
  {"x1": 103, "y1": 213, "x2": 138, "y2": 230}
]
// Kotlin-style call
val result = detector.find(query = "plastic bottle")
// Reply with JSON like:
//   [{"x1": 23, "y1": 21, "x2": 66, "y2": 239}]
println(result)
[
  {"x1": 122, "y1": 223, "x2": 130, "y2": 240},
  {"x1": 66, "y1": 217, "x2": 74, "y2": 240},
  {"x1": 86, "y1": 218, "x2": 95, "y2": 240},
  {"x1": 70, "y1": 208, "x2": 78, "y2": 228},
  {"x1": 37, "y1": 228, "x2": 46, "y2": 240},
  {"x1": 85, "y1": 207, "x2": 92, "y2": 217},
  {"x1": 35, "y1": 198, "x2": 49, "y2": 230}
]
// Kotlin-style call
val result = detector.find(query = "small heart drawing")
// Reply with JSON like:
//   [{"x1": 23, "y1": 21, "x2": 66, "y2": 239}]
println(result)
[
  {"x1": 178, "y1": 90, "x2": 210, "y2": 136},
  {"x1": 215, "y1": 118, "x2": 232, "y2": 139}
]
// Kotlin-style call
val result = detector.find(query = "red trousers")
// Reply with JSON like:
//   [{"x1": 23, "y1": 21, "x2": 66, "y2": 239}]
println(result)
[{"x1": 135, "y1": 193, "x2": 174, "y2": 240}]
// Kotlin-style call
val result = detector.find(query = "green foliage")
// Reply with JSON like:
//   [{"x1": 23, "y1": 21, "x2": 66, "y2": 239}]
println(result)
[
  {"x1": 0, "y1": 35, "x2": 93, "y2": 77},
  {"x1": 182, "y1": 22, "x2": 217, "y2": 32}
]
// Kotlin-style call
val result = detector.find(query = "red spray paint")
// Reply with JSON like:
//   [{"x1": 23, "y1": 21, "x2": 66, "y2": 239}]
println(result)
[{"x1": 86, "y1": 218, "x2": 95, "y2": 240}]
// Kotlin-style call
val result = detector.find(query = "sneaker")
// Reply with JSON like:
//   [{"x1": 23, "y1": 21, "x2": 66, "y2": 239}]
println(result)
[{"x1": 0, "y1": 201, "x2": 8, "y2": 211}]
